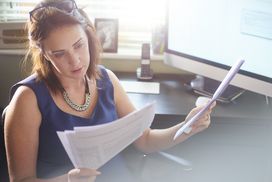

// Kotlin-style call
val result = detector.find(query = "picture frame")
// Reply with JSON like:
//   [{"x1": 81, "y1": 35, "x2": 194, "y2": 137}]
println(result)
[{"x1": 94, "y1": 18, "x2": 118, "y2": 53}]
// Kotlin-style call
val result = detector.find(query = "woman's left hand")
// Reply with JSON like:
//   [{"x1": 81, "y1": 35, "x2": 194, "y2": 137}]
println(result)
[{"x1": 184, "y1": 101, "x2": 216, "y2": 135}]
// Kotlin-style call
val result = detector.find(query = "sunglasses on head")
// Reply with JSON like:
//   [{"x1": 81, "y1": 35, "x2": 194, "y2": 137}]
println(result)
[{"x1": 29, "y1": 0, "x2": 78, "y2": 22}]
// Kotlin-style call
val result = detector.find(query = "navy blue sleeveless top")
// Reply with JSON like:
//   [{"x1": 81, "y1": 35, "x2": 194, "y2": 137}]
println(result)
[{"x1": 10, "y1": 66, "x2": 135, "y2": 181}]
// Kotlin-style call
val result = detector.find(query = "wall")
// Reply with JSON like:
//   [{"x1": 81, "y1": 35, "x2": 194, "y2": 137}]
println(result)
[
  {"x1": 0, "y1": 54, "x2": 27, "y2": 108},
  {"x1": 0, "y1": 54, "x2": 187, "y2": 108}
]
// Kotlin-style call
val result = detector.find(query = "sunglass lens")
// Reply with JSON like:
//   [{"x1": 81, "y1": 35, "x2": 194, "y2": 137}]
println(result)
[
  {"x1": 30, "y1": 1, "x2": 77, "y2": 22},
  {"x1": 56, "y1": 1, "x2": 74, "y2": 13}
]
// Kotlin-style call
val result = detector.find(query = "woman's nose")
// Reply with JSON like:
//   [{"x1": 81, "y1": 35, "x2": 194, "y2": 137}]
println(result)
[{"x1": 67, "y1": 52, "x2": 80, "y2": 65}]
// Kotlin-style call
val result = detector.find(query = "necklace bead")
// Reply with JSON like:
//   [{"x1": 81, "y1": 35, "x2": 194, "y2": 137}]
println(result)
[
  {"x1": 63, "y1": 92, "x2": 91, "y2": 111},
  {"x1": 62, "y1": 76, "x2": 91, "y2": 112}
]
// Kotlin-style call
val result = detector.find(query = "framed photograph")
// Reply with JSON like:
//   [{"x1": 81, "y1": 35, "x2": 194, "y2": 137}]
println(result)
[{"x1": 95, "y1": 18, "x2": 118, "y2": 53}]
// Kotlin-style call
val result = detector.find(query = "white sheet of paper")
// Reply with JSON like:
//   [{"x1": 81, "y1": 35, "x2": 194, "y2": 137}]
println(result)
[
  {"x1": 57, "y1": 102, "x2": 155, "y2": 169},
  {"x1": 120, "y1": 80, "x2": 160, "y2": 94},
  {"x1": 174, "y1": 59, "x2": 245, "y2": 140},
  {"x1": 56, "y1": 131, "x2": 77, "y2": 167}
]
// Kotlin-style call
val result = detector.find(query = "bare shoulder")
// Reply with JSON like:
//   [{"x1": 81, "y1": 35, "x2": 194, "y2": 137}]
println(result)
[
  {"x1": 105, "y1": 69, "x2": 125, "y2": 93},
  {"x1": 8, "y1": 85, "x2": 38, "y2": 109},
  {"x1": 5, "y1": 85, "x2": 41, "y2": 128},
  {"x1": 105, "y1": 69, "x2": 119, "y2": 84},
  {"x1": 105, "y1": 69, "x2": 136, "y2": 117},
  {"x1": 105, "y1": 68, "x2": 123, "y2": 90}
]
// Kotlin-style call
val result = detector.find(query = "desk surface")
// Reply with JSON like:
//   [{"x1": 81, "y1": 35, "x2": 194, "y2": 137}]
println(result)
[
  {"x1": 116, "y1": 72, "x2": 272, "y2": 120},
  {"x1": 116, "y1": 73, "x2": 272, "y2": 182},
  {"x1": 123, "y1": 117, "x2": 272, "y2": 182}
]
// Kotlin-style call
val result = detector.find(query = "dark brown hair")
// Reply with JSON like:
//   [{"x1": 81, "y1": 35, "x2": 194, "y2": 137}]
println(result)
[{"x1": 25, "y1": 0, "x2": 101, "y2": 94}]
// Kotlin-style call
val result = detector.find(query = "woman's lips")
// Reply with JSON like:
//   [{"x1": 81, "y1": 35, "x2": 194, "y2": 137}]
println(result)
[{"x1": 72, "y1": 67, "x2": 83, "y2": 73}]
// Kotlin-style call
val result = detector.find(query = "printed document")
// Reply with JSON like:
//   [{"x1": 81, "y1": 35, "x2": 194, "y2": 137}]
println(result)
[
  {"x1": 57, "y1": 102, "x2": 155, "y2": 169},
  {"x1": 174, "y1": 59, "x2": 245, "y2": 140}
]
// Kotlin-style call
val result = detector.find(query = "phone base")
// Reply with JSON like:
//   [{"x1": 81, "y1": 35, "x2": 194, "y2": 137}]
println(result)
[{"x1": 136, "y1": 67, "x2": 153, "y2": 80}]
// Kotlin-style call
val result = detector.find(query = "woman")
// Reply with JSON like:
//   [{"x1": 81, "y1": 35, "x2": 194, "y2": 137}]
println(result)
[{"x1": 4, "y1": 0, "x2": 215, "y2": 181}]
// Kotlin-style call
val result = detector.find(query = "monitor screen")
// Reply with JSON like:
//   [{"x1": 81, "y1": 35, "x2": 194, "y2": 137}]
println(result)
[{"x1": 164, "y1": 0, "x2": 272, "y2": 97}]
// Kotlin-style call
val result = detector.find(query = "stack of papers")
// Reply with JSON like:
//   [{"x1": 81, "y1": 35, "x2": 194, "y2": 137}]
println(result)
[{"x1": 57, "y1": 102, "x2": 155, "y2": 169}]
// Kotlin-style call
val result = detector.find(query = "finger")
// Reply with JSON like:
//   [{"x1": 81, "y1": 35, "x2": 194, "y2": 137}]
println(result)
[
  {"x1": 196, "y1": 116, "x2": 211, "y2": 129},
  {"x1": 190, "y1": 106, "x2": 205, "y2": 116},
  {"x1": 78, "y1": 168, "x2": 101, "y2": 177},
  {"x1": 68, "y1": 168, "x2": 101, "y2": 178},
  {"x1": 68, "y1": 168, "x2": 80, "y2": 176},
  {"x1": 206, "y1": 114, "x2": 211, "y2": 120},
  {"x1": 197, "y1": 114, "x2": 211, "y2": 125},
  {"x1": 209, "y1": 101, "x2": 216, "y2": 110},
  {"x1": 185, "y1": 106, "x2": 206, "y2": 124},
  {"x1": 204, "y1": 114, "x2": 211, "y2": 123},
  {"x1": 204, "y1": 109, "x2": 212, "y2": 116}
]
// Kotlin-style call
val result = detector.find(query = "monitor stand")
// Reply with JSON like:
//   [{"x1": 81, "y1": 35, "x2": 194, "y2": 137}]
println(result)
[{"x1": 185, "y1": 75, "x2": 245, "y2": 103}]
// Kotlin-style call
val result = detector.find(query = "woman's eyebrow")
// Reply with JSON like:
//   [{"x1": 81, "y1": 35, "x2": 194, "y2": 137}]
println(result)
[
  {"x1": 72, "y1": 37, "x2": 83, "y2": 47},
  {"x1": 50, "y1": 38, "x2": 83, "y2": 54}
]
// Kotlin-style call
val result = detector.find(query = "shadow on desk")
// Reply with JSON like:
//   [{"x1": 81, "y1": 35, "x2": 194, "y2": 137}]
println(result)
[{"x1": 122, "y1": 116, "x2": 272, "y2": 182}]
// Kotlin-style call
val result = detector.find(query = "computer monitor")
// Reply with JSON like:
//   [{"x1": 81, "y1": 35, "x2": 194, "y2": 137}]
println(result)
[{"x1": 164, "y1": 0, "x2": 272, "y2": 98}]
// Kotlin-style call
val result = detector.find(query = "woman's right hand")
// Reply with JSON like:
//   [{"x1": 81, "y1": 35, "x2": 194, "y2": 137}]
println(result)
[{"x1": 68, "y1": 168, "x2": 101, "y2": 182}]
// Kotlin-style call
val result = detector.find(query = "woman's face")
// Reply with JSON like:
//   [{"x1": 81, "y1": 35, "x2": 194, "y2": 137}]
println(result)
[{"x1": 42, "y1": 24, "x2": 90, "y2": 80}]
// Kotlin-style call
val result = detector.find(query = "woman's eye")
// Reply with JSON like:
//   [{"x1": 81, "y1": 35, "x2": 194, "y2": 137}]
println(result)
[{"x1": 53, "y1": 52, "x2": 65, "y2": 58}]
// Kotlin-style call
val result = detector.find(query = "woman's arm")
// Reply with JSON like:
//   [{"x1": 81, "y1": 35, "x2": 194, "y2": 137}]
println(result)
[
  {"x1": 4, "y1": 86, "x2": 69, "y2": 182},
  {"x1": 5, "y1": 86, "x2": 100, "y2": 182},
  {"x1": 5, "y1": 86, "x2": 42, "y2": 182},
  {"x1": 107, "y1": 70, "x2": 215, "y2": 154},
  {"x1": 133, "y1": 105, "x2": 213, "y2": 154}
]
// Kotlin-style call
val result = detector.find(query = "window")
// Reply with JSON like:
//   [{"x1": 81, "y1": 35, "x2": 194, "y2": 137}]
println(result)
[
  {"x1": 0, "y1": 0, "x2": 166, "y2": 53},
  {"x1": 0, "y1": 0, "x2": 35, "y2": 21}
]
